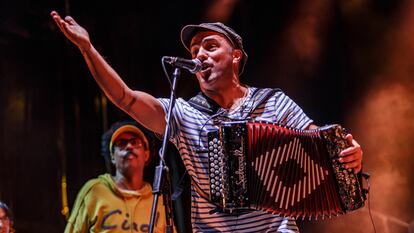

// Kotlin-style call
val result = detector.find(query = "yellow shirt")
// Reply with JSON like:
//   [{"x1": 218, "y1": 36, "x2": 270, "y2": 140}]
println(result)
[{"x1": 65, "y1": 174, "x2": 168, "y2": 233}]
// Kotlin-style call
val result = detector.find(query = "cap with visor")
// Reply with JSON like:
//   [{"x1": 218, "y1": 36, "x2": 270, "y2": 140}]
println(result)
[{"x1": 180, "y1": 22, "x2": 248, "y2": 75}]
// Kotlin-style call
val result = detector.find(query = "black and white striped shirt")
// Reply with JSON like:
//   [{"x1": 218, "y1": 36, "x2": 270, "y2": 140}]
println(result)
[{"x1": 158, "y1": 87, "x2": 313, "y2": 232}]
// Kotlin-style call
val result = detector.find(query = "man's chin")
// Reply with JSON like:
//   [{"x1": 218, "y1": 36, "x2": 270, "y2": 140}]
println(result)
[{"x1": 200, "y1": 75, "x2": 220, "y2": 90}]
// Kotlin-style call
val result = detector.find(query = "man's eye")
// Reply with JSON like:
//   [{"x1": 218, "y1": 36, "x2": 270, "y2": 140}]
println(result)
[
  {"x1": 207, "y1": 44, "x2": 218, "y2": 51},
  {"x1": 116, "y1": 140, "x2": 127, "y2": 147}
]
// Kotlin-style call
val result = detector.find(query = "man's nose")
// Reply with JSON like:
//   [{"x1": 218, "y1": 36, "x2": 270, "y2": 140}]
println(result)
[
  {"x1": 196, "y1": 49, "x2": 208, "y2": 62},
  {"x1": 125, "y1": 141, "x2": 135, "y2": 149}
]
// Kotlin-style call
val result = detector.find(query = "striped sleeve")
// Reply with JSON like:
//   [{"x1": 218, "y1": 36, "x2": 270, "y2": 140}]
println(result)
[
  {"x1": 271, "y1": 91, "x2": 313, "y2": 129},
  {"x1": 156, "y1": 98, "x2": 181, "y2": 146}
]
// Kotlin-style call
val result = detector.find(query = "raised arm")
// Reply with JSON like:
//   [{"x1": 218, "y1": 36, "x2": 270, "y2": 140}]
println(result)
[{"x1": 50, "y1": 11, "x2": 166, "y2": 134}]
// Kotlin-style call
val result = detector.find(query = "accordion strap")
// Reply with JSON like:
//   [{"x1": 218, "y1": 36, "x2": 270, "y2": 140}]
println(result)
[
  {"x1": 187, "y1": 92, "x2": 220, "y2": 115},
  {"x1": 190, "y1": 176, "x2": 214, "y2": 202},
  {"x1": 188, "y1": 87, "x2": 281, "y2": 117}
]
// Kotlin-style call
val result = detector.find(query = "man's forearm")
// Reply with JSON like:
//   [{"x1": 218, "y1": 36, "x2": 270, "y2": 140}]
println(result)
[{"x1": 79, "y1": 43, "x2": 133, "y2": 108}]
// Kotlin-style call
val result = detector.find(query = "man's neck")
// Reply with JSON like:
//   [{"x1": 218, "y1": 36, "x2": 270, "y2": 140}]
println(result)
[
  {"x1": 205, "y1": 84, "x2": 248, "y2": 110},
  {"x1": 113, "y1": 172, "x2": 144, "y2": 191}
]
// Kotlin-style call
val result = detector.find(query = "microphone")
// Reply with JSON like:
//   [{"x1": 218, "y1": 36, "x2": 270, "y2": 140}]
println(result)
[{"x1": 163, "y1": 56, "x2": 202, "y2": 74}]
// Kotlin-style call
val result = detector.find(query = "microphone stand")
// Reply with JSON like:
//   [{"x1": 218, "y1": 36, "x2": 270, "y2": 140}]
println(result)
[{"x1": 149, "y1": 68, "x2": 180, "y2": 233}]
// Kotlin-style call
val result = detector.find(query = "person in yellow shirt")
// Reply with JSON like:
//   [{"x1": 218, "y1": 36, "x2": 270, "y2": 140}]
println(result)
[{"x1": 65, "y1": 121, "x2": 169, "y2": 233}]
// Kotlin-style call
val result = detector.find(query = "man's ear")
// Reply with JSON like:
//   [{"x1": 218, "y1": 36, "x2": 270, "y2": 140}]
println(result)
[{"x1": 232, "y1": 49, "x2": 243, "y2": 63}]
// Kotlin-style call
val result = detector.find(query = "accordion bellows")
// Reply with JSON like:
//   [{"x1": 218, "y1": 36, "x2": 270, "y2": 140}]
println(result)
[{"x1": 207, "y1": 121, "x2": 366, "y2": 219}]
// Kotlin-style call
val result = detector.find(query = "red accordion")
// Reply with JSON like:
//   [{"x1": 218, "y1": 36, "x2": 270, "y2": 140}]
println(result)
[{"x1": 206, "y1": 121, "x2": 366, "y2": 219}]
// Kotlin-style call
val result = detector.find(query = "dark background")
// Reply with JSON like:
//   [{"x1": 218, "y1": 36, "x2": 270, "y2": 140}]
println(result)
[{"x1": 1, "y1": 0, "x2": 414, "y2": 232}]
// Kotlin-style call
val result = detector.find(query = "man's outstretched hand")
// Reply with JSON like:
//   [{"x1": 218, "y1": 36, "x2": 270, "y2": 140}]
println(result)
[{"x1": 50, "y1": 11, "x2": 91, "y2": 50}]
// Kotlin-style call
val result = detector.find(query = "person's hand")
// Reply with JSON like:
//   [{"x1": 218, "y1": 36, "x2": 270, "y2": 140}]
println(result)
[
  {"x1": 50, "y1": 11, "x2": 91, "y2": 50},
  {"x1": 339, "y1": 134, "x2": 363, "y2": 173}
]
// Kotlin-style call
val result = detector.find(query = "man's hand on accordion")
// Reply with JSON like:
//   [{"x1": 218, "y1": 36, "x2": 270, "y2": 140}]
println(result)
[{"x1": 339, "y1": 134, "x2": 363, "y2": 173}]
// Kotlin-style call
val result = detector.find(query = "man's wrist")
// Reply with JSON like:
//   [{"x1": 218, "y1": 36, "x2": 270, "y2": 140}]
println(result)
[{"x1": 79, "y1": 41, "x2": 93, "y2": 54}]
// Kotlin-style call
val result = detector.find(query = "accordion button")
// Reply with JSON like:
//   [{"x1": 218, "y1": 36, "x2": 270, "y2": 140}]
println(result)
[
  {"x1": 211, "y1": 184, "x2": 215, "y2": 189},
  {"x1": 210, "y1": 163, "x2": 215, "y2": 167},
  {"x1": 209, "y1": 141, "x2": 214, "y2": 145},
  {"x1": 209, "y1": 157, "x2": 214, "y2": 161},
  {"x1": 213, "y1": 138, "x2": 218, "y2": 143},
  {"x1": 209, "y1": 146, "x2": 214, "y2": 150},
  {"x1": 210, "y1": 168, "x2": 215, "y2": 172}
]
